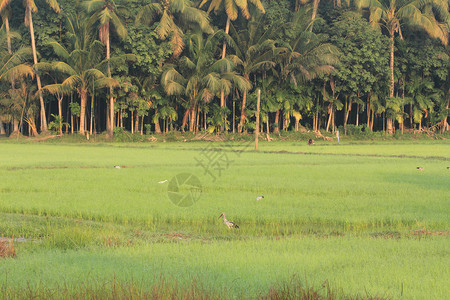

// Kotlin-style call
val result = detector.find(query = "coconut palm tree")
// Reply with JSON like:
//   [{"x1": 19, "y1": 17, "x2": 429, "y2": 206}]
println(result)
[
  {"x1": 355, "y1": 0, "x2": 449, "y2": 134},
  {"x1": 274, "y1": 9, "x2": 339, "y2": 132},
  {"x1": 37, "y1": 38, "x2": 119, "y2": 135},
  {"x1": 0, "y1": 0, "x2": 61, "y2": 133},
  {"x1": 161, "y1": 31, "x2": 250, "y2": 132},
  {"x1": 228, "y1": 16, "x2": 277, "y2": 133},
  {"x1": 83, "y1": 0, "x2": 127, "y2": 137},
  {"x1": 0, "y1": 3, "x2": 18, "y2": 134},
  {"x1": 136, "y1": 0, "x2": 213, "y2": 57},
  {"x1": 199, "y1": 0, "x2": 265, "y2": 120},
  {"x1": 0, "y1": 24, "x2": 34, "y2": 133}
]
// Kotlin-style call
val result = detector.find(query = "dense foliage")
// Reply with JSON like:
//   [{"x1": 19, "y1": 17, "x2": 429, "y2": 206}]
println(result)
[{"x1": 0, "y1": 0, "x2": 448, "y2": 136}]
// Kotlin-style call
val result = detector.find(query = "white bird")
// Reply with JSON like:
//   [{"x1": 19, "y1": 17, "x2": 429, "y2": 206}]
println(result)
[
  {"x1": 114, "y1": 166, "x2": 121, "y2": 169},
  {"x1": 417, "y1": 167, "x2": 424, "y2": 171},
  {"x1": 256, "y1": 196, "x2": 264, "y2": 201},
  {"x1": 158, "y1": 180, "x2": 168, "y2": 184},
  {"x1": 218, "y1": 212, "x2": 239, "y2": 229}
]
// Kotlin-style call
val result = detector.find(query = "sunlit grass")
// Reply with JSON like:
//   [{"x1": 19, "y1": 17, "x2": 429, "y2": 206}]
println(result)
[
  {"x1": 0, "y1": 141, "x2": 448, "y2": 298},
  {"x1": 1, "y1": 236, "x2": 448, "y2": 299}
]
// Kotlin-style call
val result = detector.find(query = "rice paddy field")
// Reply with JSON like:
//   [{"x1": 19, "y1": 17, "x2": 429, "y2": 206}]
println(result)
[{"x1": 0, "y1": 138, "x2": 449, "y2": 299}]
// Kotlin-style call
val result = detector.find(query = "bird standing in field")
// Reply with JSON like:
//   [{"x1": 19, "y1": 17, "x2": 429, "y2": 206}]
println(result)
[
  {"x1": 417, "y1": 167, "x2": 424, "y2": 171},
  {"x1": 218, "y1": 213, "x2": 239, "y2": 229},
  {"x1": 256, "y1": 196, "x2": 264, "y2": 201}
]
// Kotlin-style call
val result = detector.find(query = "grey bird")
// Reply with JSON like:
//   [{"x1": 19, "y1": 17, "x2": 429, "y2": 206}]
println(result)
[{"x1": 256, "y1": 196, "x2": 264, "y2": 201}]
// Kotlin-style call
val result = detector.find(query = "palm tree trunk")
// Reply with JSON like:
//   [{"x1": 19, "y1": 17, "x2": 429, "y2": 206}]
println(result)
[
  {"x1": 90, "y1": 92, "x2": 94, "y2": 135},
  {"x1": 154, "y1": 110, "x2": 161, "y2": 133},
  {"x1": 356, "y1": 104, "x2": 359, "y2": 126},
  {"x1": 442, "y1": 99, "x2": 449, "y2": 133},
  {"x1": 104, "y1": 25, "x2": 114, "y2": 138},
  {"x1": 220, "y1": 17, "x2": 231, "y2": 131},
  {"x1": 181, "y1": 109, "x2": 189, "y2": 132},
  {"x1": 28, "y1": 116, "x2": 38, "y2": 136},
  {"x1": 238, "y1": 90, "x2": 247, "y2": 133},
  {"x1": 410, "y1": 103, "x2": 413, "y2": 129},
  {"x1": 4, "y1": 16, "x2": 12, "y2": 54},
  {"x1": 387, "y1": 33, "x2": 395, "y2": 135},
  {"x1": 222, "y1": 17, "x2": 230, "y2": 59},
  {"x1": 79, "y1": 90, "x2": 87, "y2": 135},
  {"x1": 326, "y1": 104, "x2": 332, "y2": 132},
  {"x1": 58, "y1": 96, "x2": 63, "y2": 135},
  {"x1": 344, "y1": 97, "x2": 352, "y2": 135},
  {"x1": 70, "y1": 95, "x2": 74, "y2": 134},
  {"x1": 135, "y1": 112, "x2": 139, "y2": 133},
  {"x1": 2, "y1": 14, "x2": 13, "y2": 135},
  {"x1": 27, "y1": 5, "x2": 47, "y2": 133},
  {"x1": 367, "y1": 93, "x2": 371, "y2": 130},
  {"x1": 4, "y1": 15, "x2": 15, "y2": 90},
  {"x1": 196, "y1": 106, "x2": 200, "y2": 133},
  {"x1": 189, "y1": 106, "x2": 195, "y2": 132},
  {"x1": 310, "y1": 0, "x2": 320, "y2": 31},
  {"x1": 332, "y1": 107, "x2": 335, "y2": 133},
  {"x1": 13, "y1": 119, "x2": 19, "y2": 134},
  {"x1": 371, "y1": 111, "x2": 374, "y2": 131},
  {"x1": 0, "y1": 119, "x2": 5, "y2": 135},
  {"x1": 232, "y1": 100, "x2": 235, "y2": 133},
  {"x1": 131, "y1": 110, "x2": 134, "y2": 133},
  {"x1": 314, "y1": 95, "x2": 320, "y2": 131},
  {"x1": 274, "y1": 110, "x2": 280, "y2": 133}
]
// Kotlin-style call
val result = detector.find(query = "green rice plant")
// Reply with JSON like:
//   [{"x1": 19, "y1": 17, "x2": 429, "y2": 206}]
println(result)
[{"x1": 0, "y1": 141, "x2": 448, "y2": 299}]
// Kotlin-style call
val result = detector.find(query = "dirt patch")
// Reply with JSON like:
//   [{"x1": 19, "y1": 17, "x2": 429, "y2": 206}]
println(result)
[
  {"x1": 370, "y1": 230, "x2": 448, "y2": 239},
  {"x1": 409, "y1": 229, "x2": 448, "y2": 237},
  {"x1": 8, "y1": 165, "x2": 134, "y2": 171},
  {"x1": 28, "y1": 134, "x2": 63, "y2": 142},
  {"x1": 0, "y1": 237, "x2": 15, "y2": 258},
  {"x1": 163, "y1": 232, "x2": 189, "y2": 240}
]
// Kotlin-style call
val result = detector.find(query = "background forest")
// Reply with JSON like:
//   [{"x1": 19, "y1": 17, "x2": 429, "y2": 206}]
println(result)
[{"x1": 0, "y1": 0, "x2": 448, "y2": 137}]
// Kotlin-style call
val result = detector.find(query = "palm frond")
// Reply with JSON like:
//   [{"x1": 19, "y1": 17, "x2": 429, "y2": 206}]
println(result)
[
  {"x1": 48, "y1": 40, "x2": 70, "y2": 60},
  {"x1": 82, "y1": 0, "x2": 105, "y2": 13},
  {"x1": 210, "y1": 58, "x2": 235, "y2": 73},
  {"x1": 94, "y1": 77, "x2": 119, "y2": 89},
  {"x1": 135, "y1": 3, "x2": 162, "y2": 26},
  {"x1": 0, "y1": 64, "x2": 34, "y2": 82},
  {"x1": 234, "y1": 0, "x2": 250, "y2": 19},
  {"x1": 41, "y1": 83, "x2": 73, "y2": 95},
  {"x1": 110, "y1": 10, "x2": 127, "y2": 39},
  {"x1": 45, "y1": 0, "x2": 60, "y2": 13},
  {"x1": 224, "y1": 0, "x2": 239, "y2": 20}
]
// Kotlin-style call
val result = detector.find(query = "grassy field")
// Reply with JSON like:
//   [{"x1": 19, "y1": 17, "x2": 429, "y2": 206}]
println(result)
[{"x1": 0, "y1": 139, "x2": 449, "y2": 299}]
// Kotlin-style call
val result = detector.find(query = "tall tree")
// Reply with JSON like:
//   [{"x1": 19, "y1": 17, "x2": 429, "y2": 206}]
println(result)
[
  {"x1": 37, "y1": 39, "x2": 119, "y2": 135},
  {"x1": 0, "y1": 4, "x2": 14, "y2": 135},
  {"x1": 228, "y1": 16, "x2": 276, "y2": 133},
  {"x1": 356, "y1": 0, "x2": 449, "y2": 134},
  {"x1": 161, "y1": 30, "x2": 250, "y2": 132},
  {"x1": 83, "y1": 0, "x2": 127, "y2": 137},
  {"x1": 275, "y1": 8, "x2": 339, "y2": 132},
  {"x1": 136, "y1": 0, "x2": 213, "y2": 57},
  {"x1": 0, "y1": 27, "x2": 34, "y2": 135},
  {"x1": 1, "y1": 0, "x2": 60, "y2": 133},
  {"x1": 199, "y1": 0, "x2": 265, "y2": 127}
]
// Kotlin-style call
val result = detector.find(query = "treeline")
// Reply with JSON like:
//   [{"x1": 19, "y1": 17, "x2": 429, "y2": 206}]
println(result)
[{"x1": 0, "y1": 0, "x2": 448, "y2": 137}]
